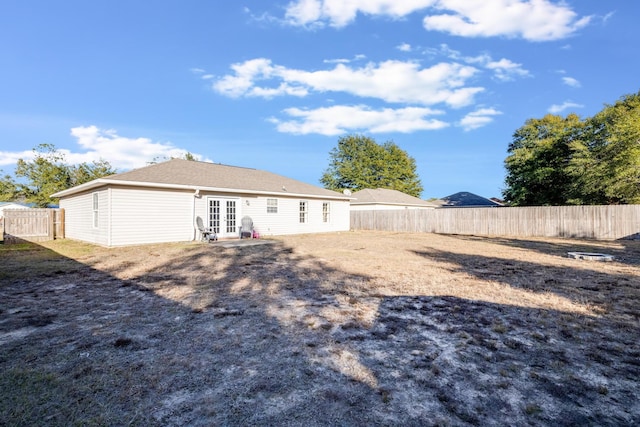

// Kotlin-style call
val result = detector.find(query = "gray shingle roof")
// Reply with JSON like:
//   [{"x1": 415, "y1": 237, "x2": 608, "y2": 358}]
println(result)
[
  {"x1": 439, "y1": 191, "x2": 502, "y2": 207},
  {"x1": 351, "y1": 188, "x2": 437, "y2": 207},
  {"x1": 53, "y1": 159, "x2": 350, "y2": 199}
]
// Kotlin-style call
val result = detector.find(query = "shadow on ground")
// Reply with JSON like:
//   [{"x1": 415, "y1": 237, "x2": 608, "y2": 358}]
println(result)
[{"x1": 1, "y1": 236, "x2": 639, "y2": 426}]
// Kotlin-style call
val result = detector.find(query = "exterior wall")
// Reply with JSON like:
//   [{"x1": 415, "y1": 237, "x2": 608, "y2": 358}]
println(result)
[
  {"x1": 350, "y1": 204, "x2": 435, "y2": 211},
  {"x1": 61, "y1": 186, "x2": 196, "y2": 246},
  {"x1": 197, "y1": 193, "x2": 350, "y2": 237},
  {"x1": 59, "y1": 189, "x2": 109, "y2": 246},
  {"x1": 109, "y1": 187, "x2": 195, "y2": 246}
]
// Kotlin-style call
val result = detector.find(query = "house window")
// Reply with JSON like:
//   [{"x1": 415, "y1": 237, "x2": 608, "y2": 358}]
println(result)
[
  {"x1": 299, "y1": 201, "x2": 307, "y2": 223},
  {"x1": 267, "y1": 198, "x2": 278, "y2": 213},
  {"x1": 322, "y1": 202, "x2": 330, "y2": 223},
  {"x1": 92, "y1": 193, "x2": 99, "y2": 228}
]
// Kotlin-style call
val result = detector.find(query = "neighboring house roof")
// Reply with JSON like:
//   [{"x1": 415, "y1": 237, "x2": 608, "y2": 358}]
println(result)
[
  {"x1": 52, "y1": 159, "x2": 351, "y2": 200},
  {"x1": 350, "y1": 188, "x2": 438, "y2": 208},
  {"x1": 437, "y1": 191, "x2": 503, "y2": 207},
  {"x1": 0, "y1": 202, "x2": 30, "y2": 209}
]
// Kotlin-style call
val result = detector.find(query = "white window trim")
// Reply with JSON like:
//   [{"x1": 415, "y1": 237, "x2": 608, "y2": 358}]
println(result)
[
  {"x1": 299, "y1": 200, "x2": 308, "y2": 223},
  {"x1": 323, "y1": 202, "x2": 330, "y2": 223},
  {"x1": 92, "y1": 193, "x2": 99, "y2": 228},
  {"x1": 267, "y1": 198, "x2": 278, "y2": 214}
]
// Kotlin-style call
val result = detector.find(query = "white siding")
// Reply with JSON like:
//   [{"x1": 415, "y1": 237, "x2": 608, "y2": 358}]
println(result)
[
  {"x1": 237, "y1": 195, "x2": 350, "y2": 236},
  {"x1": 59, "y1": 189, "x2": 109, "y2": 246},
  {"x1": 109, "y1": 187, "x2": 195, "y2": 246}
]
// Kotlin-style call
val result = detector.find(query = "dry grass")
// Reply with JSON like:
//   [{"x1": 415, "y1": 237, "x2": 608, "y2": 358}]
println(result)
[{"x1": 1, "y1": 231, "x2": 639, "y2": 426}]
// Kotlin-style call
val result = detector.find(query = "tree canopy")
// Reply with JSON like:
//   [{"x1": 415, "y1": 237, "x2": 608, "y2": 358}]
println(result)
[
  {"x1": 1, "y1": 144, "x2": 117, "y2": 207},
  {"x1": 503, "y1": 91, "x2": 640, "y2": 206},
  {"x1": 320, "y1": 135, "x2": 423, "y2": 197}
]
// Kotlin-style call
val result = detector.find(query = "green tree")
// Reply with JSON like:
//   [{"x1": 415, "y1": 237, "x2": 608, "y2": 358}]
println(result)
[
  {"x1": 503, "y1": 114, "x2": 582, "y2": 206},
  {"x1": 571, "y1": 92, "x2": 640, "y2": 204},
  {"x1": 148, "y1": 152, "x2": 198, "y2": 165},
  {"x1": 14, "y1": 144, "x2": 116, "y2": 207},
  {"x1": 0, "y1": 171, "x2": 20, "y2": 202},
  {"x1": 320, "y1": 135, "x2": 423, "y2": 197},
  {"x1": 15, "y1": 144, "x2": 73, "y2": 207},
  {"x1": 71, "y1": 159, "x2": 117, "y2": 186},
  {"x1": 504, "y1": 90, "x2": 640, "y2": 206}
]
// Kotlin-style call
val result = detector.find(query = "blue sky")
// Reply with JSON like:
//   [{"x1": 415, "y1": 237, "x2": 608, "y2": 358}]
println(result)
[{"x1": 1, "y1": 1, "x2": 638, "y2": 199}]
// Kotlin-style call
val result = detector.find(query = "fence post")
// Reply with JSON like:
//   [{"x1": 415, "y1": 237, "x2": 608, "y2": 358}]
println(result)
[
  {"x1": 58, "y1": 208, "x2": 65, "y2": 239},
  {"x1": 48, "y1": 209, "x2": 55, "y2": 240}
]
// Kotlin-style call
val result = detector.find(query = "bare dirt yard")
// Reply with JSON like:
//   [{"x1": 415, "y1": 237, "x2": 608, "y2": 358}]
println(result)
[{"x1": 1, "y1": 231, "x2": 639, "y2": 426}]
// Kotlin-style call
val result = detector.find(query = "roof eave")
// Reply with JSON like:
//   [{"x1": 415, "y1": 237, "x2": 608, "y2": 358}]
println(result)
[{"x1": 52, "y1": 179, "x2": 352, "y2": 201}]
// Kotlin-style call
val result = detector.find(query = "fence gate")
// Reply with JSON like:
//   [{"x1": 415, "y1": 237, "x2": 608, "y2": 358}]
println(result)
[{"x1": 2, "y1": 208, "x2": 65, "y2": 243}]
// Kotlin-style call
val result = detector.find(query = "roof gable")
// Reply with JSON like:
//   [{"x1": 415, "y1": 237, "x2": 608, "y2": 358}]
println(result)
[{"x1": 351, "y1": 188, "x2": 436, "y2": 207}]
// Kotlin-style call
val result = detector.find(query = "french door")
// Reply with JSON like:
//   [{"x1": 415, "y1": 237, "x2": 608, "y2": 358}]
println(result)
[{"x1": 208, "y1": 198, "x2": 238, "y2": 238}]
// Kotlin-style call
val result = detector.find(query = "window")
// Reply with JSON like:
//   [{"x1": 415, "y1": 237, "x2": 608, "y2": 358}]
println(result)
[
  {"x1": 92, "y1": 193, "x2": 99, "y2": 228},
  {"x1": 322, "y1": 202, "x2": 330, "y2": 223},
  {"x1": 299, "y1": 201, "x2": 307, "y2": 223},
  {"x1": 267, "y1": 198, "x2": 278, "y2": 213}
]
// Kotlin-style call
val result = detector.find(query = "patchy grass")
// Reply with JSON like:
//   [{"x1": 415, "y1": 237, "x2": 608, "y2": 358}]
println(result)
[{"x1": 1, "y1": 231, "x2": 639, "y2": 426}]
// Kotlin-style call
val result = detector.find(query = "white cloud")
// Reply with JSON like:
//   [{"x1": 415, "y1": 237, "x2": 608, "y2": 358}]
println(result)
[
  {"x1": 562, "y1": 77, "x2": 581, "y2": 88},
  {"x1": 423, "y1": 0, "x2": 592, "y2": 41},
  {"x1": 323, "y1": 54, "x2": 366, "y2": 64},
  {"x1": 548, "y1": 101, "x2": 584, "y2": 114},
  {"x1": 0, "y1": 126, "x2": 208, "y2": 170},
  {"x1": 427, "y1": 44, "x2": 530, "y2": 81},
  {"x1": 485, "y1": 58, "x2": 531, "y2": 81},
  {"x1": 324, "y1": 58, "x2": 351, "y2": 64},
  {"x1": 0, "y1": 149, "x2": 37, "y2": 166},
  {"x1": 458, "y1": 108, "x2": 502, "y2": 131},
  {"x1": 66, "y1": 126, "x2": 207, "y2": 169},
  {"x1": 285, "y1": 0, "x2": 436, "y2": 28},
  {"x1": 269, "y1": 105, "x2": 449, "y2": 135},
  {"x1": 283, "y1": 0, "x2": 591, "y2": 41},
  {"x1": 602, "y1": 11, "x2": 615, "y2": 24},
  {"x1": 212, "y1": 58, "x2": 483, "y2": 108},
  {"x1": 397, "y1": 42, "x2": 412, "y2": 52}
]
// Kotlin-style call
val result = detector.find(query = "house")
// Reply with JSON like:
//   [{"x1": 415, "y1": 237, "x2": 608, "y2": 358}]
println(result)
[
  {"x1": 0, "y1": 202, "x2": 30, "y2": 216},
  {"x1": 434, "y1": 191, "x2": 503, "y2": 208},
  {"x1": 51, "y1": 159, "x2": 352, "y2": 247},
  {"x1": 349, "y1": 188, "x2": 438, "y2": 211}
]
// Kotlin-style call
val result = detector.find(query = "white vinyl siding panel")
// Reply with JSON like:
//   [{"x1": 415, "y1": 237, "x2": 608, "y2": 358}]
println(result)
[
  {"x1": 239, "y1": 196, "x2": 349, "y2": 236},
  {"x1": 59, "y1": 189, "x2": 109, "y2": 246},
  {"x1": 109, "y1": 187, "x2": 195, "y2": 246}
]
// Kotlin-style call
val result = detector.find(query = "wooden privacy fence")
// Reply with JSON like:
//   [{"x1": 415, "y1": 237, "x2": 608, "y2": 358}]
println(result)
[
  {"x1": 1, "y1": 208, "x2": 65, "y2": 243},
  {"x1": 351, "y1": 205, "x2": 640, "y2": 240}
]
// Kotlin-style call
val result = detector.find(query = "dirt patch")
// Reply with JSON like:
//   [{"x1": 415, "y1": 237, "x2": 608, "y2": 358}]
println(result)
[{"x1": 1, "y1": 232, "x2": 639, "y2": 426}]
